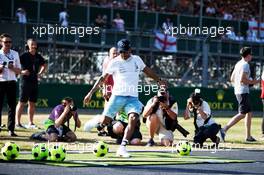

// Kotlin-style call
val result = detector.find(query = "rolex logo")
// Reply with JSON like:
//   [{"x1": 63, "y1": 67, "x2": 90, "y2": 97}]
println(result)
[{"x1": 216, "y1": 90, "x2": 225, "y2": 101}]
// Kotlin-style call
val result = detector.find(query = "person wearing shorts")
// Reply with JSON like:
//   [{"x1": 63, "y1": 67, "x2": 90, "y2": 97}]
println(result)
[
  {"x1": 15, "y1": 38, "x2": 47, "y2": 129},
  {"x1": 83, "y1": 39, "x2": 165, "y2": 157},
  {"x1": 220, "y1": 47, "x2": 260, "y2": 142},
  {"x1": 143, "y1": 89, "x2": 178, "y2": 147}
]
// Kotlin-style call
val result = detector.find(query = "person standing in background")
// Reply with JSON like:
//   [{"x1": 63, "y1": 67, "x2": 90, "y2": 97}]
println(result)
[
  {"x1": 16, "y1": 39, "x2": 47, "y2": 129},
  {"x1": 0, "y1": 33, "x2": 21, "y2": 136}
]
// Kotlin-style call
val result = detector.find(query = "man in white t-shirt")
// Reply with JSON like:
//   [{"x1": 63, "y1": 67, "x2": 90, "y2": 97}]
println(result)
[
  {"x1": 143, "y1": 89, "x2": 179, "y2": 147},
  {"x1": 113, "y1": 13, "x2": 125, "y2": 31},
  {"x1": 184, "y1": 89, "x2": 220, "y2": 148},
  {"x1": 220, "y1": 47, "x2": 260, "y2": 142},
  {"x1": 0, "y1": 33, "x2": 21, "y2": 136},
  {"x1": 16, "y1": 8, "x2": 27, "y2": 24},
  {"x1": 83, "y1": 39, "x2": 165, "y2": 157},
  {"x1": 59, "y1": 8, "x2": 69, "y2": 27}
]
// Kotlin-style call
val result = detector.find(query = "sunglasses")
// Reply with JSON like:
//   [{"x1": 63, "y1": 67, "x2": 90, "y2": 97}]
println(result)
[{"x1": 3, "y1": 41, "x2": 12, "y2": 44}]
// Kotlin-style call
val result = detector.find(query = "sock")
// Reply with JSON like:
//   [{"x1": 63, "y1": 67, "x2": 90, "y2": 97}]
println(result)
[
  {"x1": 97, "y1": 123, "x2": 105, "y2": 131},
  {"x1": 121, "y1": 139, "x2": 128, "y2": 146}
]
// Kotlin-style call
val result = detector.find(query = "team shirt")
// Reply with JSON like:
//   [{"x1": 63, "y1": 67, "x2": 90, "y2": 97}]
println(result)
[
  {"x1": 0, "y1": 49, "x2": 21, "y2": 82},
  {"x1": 232, "y1": 59, "x2": 251, "y2": 94},
  {"x1": 105, "y1": 55, "x2": 146, "y2": 97}
]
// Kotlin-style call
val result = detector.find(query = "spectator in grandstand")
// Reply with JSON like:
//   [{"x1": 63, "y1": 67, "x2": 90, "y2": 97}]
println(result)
[
  {"x1": 223, "y1": 9, "x2": 233, "y2": 20},
  {"x1": 261, "y1": 70, "x2": 264, "y2": 139},
  {"x1": 226, "y1": 27, "x2": 237, "y2": 40},
  {"x1": 16, "y1": 8, "x2": 27, "y2": 24},
  {"x1": 246, "y1": 29, "x2": 258, "y2": 42},
  {"x1": 15, "y1": 39, "x2": 47, "y2": 129},
  {"x1": 162, "y1": 18, "x2": 173, "y2": 35},
  {"x1": 205, "y1": 3, "x2": 216, "y2": 17},
  {"x1": 107, "y1": 110, "x2": 142, "y2": 145},
  {"x1": 94, "y1": 14, "x2": 105, "y2": 28},
  {"x1": 235, "y1": 32, "x2": 244, "y2": 41},
  {"x1": 220, "y1": 47, "x2": 260, "y2": 142},
  {"x1": 184, "y1": 89, "x2": 221, "y2": 148},
  {"x1": 112, "y1": 13, "x2": 125, "y2": 31},
  {"x1": 83, "y1": 39, "x2": 165, "y2": 157},
  {"x1": 43, "y1": 97, "x2": 81, "y2": 142},
  {"x1": 0, "y1": 33, "x2": 21, "y2": 136},
  {"x1": 59, "y1": 8, "x2": 69, "y2": 27},
  {"x1": 143, "y1": 88, "x2": 181, "y2": 147}
]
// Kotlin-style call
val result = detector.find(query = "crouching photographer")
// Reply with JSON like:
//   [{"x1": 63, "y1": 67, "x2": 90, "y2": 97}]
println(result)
[
  {"x1": 143, "y1": 89, "x2": 189, "y2": 147},
  {"x1": 107, "y1": 110, "x2": 142, "y2": 145},
  {"x1": 43, "y1": 97, "x2": 81, "y2": 142},
  {"x1": 184, "y1": 89, "x2": 221, "y2": 148}
]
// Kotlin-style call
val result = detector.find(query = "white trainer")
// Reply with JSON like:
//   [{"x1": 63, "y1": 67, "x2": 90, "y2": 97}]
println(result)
[{"x1": 116, "y1": 146, "x2": 131, "y2": 158}]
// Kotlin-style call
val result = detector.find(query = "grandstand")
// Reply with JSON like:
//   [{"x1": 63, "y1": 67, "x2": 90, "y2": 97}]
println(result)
[{"x1": 0, "y1": 0, "x2": 263, "y2": 88}]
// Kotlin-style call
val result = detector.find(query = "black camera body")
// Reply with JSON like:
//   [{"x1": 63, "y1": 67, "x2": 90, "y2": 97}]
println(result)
[
  {"x1": 1, "y1": 61, "x2": 13, "y2": 68},
  {"x1": 157, "y1": 95, "x2": 166, "y2": 103},
  {"x1": 70, "y1": 105, "x2": 77, "y2": 111},
  {"x1": 2, "y1": 61, "x2": 7, "y2": 68}
]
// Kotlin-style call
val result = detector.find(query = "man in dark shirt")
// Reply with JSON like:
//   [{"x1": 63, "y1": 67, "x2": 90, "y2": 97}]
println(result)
[{"x1": 16, "y1": 38, "x2": 47, "y2": 129}]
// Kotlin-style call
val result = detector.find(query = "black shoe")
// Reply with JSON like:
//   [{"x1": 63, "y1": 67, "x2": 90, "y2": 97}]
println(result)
[
  {"x1": 211, "y1": 136, "x2": 220, "y2": 149},
  {"x1": 116, "y1": 138, "x2": 122, "y2": 144},
  {"x1": 97, "y1": 130, "x2": 107, "y2": 136},
  {"x1": 146, "y1": 139, "x2": 155, "y2": 147},
  {"x1": 246, "y1": 136, "x2": 257, "y2": 142},
  {"x1": 16, "y1": 124, "x2": 26, "y2": 129},
  {"x1": 8, "y1": 131, "x2": 18, "y2": 137}
]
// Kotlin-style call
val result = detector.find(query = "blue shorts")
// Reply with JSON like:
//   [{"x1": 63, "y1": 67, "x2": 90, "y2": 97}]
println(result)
[{"x1": 102, "y1": 95, "x2": 143, "y2": 119}]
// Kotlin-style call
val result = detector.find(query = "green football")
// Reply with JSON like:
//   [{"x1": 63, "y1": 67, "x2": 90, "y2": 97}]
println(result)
[
  {"x1": 32, "y1": 143, "x2": 49, "y2": 161},
  {"x1": 1, "y1": 142, "x2": 20, "y2": 161},
  {"x1": 49, "y1": 145, "x2": 66, "y2": 162},
  {"x1": 176, "y1": 141, "x2": 192, "y2": 156},
  {"x1": 93, "y1": 141, "x2": 109, "y2": 157}
]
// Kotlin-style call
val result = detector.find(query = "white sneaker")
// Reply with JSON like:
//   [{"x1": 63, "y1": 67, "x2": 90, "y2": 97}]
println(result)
[
  {"x1": 116, "y1": 146, "x2": 131, "y2": 158},
  {"x1": 25, "y1": 124, "x2": 39, "y2": 129},
  {"x1": 83, "y1": 117, "x2": 100, "y2": 132}
]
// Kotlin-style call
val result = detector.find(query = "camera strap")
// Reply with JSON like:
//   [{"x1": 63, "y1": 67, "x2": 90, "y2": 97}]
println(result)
[{"x1": 192, "y1": 109, "x2": 199, "y2": 132}]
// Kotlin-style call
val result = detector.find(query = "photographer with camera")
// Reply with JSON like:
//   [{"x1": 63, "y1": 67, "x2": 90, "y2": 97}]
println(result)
[
  {"x1": 43, "y1": 97, "x2": 81, "y2": 142},
  {"x1": 143, "y1": 88, "x2": 189, "y2": 146},
  {"x1": 0, "y1": 33, "x2": 21, "y2": 136},
  {"x1": 184, "y1": 89, "x2": 221, "y2": 148},
  {"x1": 107, "y1": 110, "x2": 142, "y2": 145}
]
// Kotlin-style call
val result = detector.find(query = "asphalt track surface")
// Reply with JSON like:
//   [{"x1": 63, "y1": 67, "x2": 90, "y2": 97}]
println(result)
[{"x1": 0, "y1": 149, "x2": 263, "y2": 175}]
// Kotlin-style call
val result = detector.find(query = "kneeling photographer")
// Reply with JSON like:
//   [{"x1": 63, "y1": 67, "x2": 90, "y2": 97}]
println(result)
[
  {"x1": 42, "y1": 97, "x2": 81, "y2": 142},
  {"x1": 143, "y1": 88, "x2": 189, "y2": 147},
  {"x1": 184, "y1": 89, "x2": 221, "y2": 148},
  {"x1": 107, "y1": 110, "x2": 142, "y2": 145}
]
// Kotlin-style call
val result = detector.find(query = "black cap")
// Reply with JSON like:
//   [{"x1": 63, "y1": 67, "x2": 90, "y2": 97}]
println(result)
[
  {"x1": 240, "y1": 47, "x2": 252, "y2": 58},
  {"x1": 117, "y1": 39, "x2": 131, "y2": 52}
]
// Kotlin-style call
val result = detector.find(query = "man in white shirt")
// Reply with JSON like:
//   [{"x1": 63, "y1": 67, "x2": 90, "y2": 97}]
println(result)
[
  {"x1": 220, "y1": 47, "x2": 260, "y2": 142},
  {"x1": 16, "y1": 8, "x2": 27, "y2": 24},
  {"x1": 83, "y1": 39, "x2": 164, "y2": 157},
  {"x1": 0, "y1": 33, "x2": 21, "y2": 136},
  {"x1": 184, "y1": 89, "x2": 220, "y2": 148},
  {"x1": 113, "y1": 13, "x2": 125, "y2": 31},
  {"x1": 143, "y1": 89, "x2": 179, "y2": 147},
  {"x1": 59, "y1": 8, "x2": 69, "y2": 27}
]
